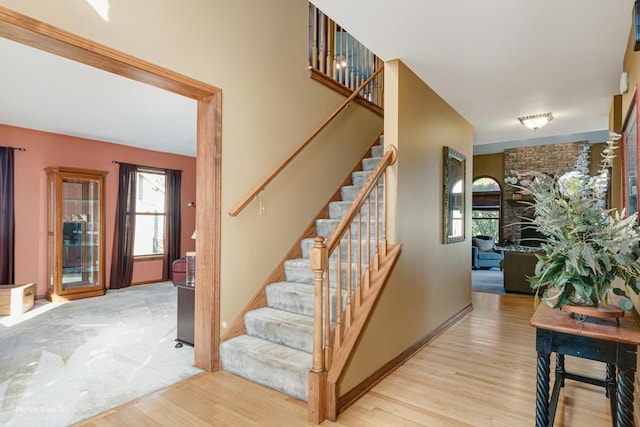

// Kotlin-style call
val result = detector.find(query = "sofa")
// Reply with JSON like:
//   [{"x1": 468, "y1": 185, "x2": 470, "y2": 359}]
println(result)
[
  {"x1": 503, "y1": 249, "x2": 539, "y2": 294},
  {"x1": 472, "y1": 235, "x2": 503, "y2": 270}
]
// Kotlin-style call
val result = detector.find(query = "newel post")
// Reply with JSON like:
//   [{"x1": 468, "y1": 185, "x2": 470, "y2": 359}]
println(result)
[
  {"x1": 308, "y1": 236, "x2": 328, "y2": 423},
  {"x1": 379, "y1": 145, "x2": 397, "y2": 261}
]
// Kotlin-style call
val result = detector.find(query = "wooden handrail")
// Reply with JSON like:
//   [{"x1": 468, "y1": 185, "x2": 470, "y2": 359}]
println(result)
[{"x1": 228, "y1": 66, "x2": 384, "y2": 217}]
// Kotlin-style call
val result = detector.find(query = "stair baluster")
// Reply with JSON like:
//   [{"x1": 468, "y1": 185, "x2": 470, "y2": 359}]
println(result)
[
  {"x1": 344, "y1": 227, "x2": 353, "y2": 330},
  {"x1": 309, "y1": 144, "x2": 398, "y2": 422}
]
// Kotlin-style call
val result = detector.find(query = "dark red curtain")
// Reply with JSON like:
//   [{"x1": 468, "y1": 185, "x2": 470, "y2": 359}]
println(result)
[
  {"x1": 109, "y1": 163, "x2": 137, "y2": 289},
  {"x1": 0, "y1": 147, "x2": 14, "y2": 284},
  {"x1": 162, "y1": 169, "x2": 182, "y2": 280}
]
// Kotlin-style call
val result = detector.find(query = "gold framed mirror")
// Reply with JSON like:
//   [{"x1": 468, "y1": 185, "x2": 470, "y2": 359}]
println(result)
[{"x1": 443, "y1": 146, "x2": 466, "y2": 244}]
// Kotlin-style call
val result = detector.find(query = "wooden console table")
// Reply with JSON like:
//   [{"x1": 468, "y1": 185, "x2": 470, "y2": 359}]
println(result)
[{"x1": 530, "y1": 302, "x2": 640, "y2": 427}]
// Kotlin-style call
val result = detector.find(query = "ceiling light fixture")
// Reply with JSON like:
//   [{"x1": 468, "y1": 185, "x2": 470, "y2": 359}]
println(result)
[{"x1": 518, "y1": 112, "x2": 554, "y2": 131}]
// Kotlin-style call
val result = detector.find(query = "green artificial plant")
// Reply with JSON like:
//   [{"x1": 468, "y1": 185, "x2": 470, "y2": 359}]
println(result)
[{"x1": 522, "y1": 133, "x2": 640, "y2": 311}]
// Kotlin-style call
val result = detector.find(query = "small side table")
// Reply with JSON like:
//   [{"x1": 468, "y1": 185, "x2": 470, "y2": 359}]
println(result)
[
  {"x1": 530, "y1": 302, "x2": 640, "y2": 427},
  {"x1": 175, "y1": 283, "x2": 195, "y2": 347}
]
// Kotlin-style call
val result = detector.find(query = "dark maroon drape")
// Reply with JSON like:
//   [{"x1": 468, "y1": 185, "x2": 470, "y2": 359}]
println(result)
[
  {"x1": 162, "y1": 169, "x2": 182, "y2": 280},
  {"x1": 0, "y1": 147, "x2": 14, "y2": 284},
  {"x1": 109, "y1": 163, "x2": 137, "y2": 289}
]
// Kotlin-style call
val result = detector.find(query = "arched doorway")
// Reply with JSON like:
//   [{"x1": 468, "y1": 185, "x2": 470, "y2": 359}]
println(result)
[{"x1": 472, "y1": 176, "x2": 502, "y2": 244}]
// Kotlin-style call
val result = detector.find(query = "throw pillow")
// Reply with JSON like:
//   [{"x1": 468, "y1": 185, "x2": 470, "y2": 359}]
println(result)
[{"x1": 474, "y1": 238, "x2": 494, "y2": 252}]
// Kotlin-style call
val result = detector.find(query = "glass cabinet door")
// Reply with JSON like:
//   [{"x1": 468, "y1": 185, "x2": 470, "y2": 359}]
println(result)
[
  {"x1": 61, "y1": 178, "x2": 101, "y2": 290},
  {"x1": 46, "y1": 167, "x2": 107, "y2": 301}
]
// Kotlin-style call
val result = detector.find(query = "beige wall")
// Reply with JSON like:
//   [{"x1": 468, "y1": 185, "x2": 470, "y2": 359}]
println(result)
[
  {"x1": 340, "y1": 59, "x2": 473, "y2": 393},
  {"x1": 0, "y1": 1, "x2": 383, "y2": 330},
  {"x1": 473, "y1": 152, "x2": 504, "y2": 183},
  {"x1": 590, "y1": 142, "x2": 622, "y2": 212}
]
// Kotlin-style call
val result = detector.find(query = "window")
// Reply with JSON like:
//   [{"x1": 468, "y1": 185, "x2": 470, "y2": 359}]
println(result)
[
  {"x1": 134, "y1": 170, "x2": 165, "y2": 257},
  {"x1": 472, "y1": 177, "x2": 501, "y2": 243}
]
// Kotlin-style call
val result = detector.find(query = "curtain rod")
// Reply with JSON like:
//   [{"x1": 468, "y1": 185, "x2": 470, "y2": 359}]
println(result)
[
  {"x1": 8, "y1": 146, "x2": 26, "y2": 151},
  {"x1": 111, "y1": 160, "x2": 182, "y2": 172}
]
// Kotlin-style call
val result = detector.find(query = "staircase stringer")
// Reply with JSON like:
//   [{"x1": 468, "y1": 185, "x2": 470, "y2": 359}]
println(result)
[{"x1": 324, "y1": 243, "x2": 401, "y2": 421}]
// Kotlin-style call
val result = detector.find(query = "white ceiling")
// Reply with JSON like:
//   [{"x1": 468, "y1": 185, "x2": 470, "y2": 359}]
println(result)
[
  {"x1": 311, "y1": 0, "x2": 634, "y2": 154},
  {"x1": 0, "y1": 37, "x2": 197, "y2": 157},
  {"x1": 0, "y1": 2, "x2": 634, "y2": 157}
]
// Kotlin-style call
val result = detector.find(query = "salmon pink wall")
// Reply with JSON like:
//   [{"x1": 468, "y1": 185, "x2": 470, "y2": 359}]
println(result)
[{"x1": 1, "y1": 124, "x2": 196, "y2": 298}]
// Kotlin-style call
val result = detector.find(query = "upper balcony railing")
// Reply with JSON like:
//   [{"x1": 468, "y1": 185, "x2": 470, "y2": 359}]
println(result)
[{"x1": 309, "y1": 4, "x2": 383, "y2": 114}]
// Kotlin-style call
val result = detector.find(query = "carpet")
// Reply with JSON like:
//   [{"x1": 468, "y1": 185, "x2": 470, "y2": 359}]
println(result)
[{"x1": 0, "y1": 281, "x2": 203, "y2": 427}]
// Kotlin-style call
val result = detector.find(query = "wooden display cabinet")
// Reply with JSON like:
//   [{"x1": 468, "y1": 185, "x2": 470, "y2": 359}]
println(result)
[{"x1": 46, "y1": 167, "x2": 108, "y2": 301}]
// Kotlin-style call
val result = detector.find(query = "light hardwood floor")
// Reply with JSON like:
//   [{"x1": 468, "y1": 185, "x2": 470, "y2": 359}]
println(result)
[{"x1": 75, "y1": 292, "x2": 614, "y2": 426}]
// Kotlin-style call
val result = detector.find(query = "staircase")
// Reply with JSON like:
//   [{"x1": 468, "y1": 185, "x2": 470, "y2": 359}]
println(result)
[{"x1": 219, "y1": 142, "x2": 385, "y2": 402}]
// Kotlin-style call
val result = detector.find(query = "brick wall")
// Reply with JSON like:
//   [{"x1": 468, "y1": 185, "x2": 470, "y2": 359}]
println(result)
[{"x1": 502, "y1": 142, "x2": 585, "y2": 243}]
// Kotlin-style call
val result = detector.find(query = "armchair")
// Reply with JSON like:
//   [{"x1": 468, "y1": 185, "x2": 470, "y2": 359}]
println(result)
[
  {"x1": 472, "y1": 235, "x2": 503, "y2": 270},
  {"x1": 172, "y1": 258, "x2": 186, "y2": 285}
]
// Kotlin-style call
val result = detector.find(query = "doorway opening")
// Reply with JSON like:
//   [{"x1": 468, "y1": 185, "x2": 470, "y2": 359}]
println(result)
[{"x1": 0, "y1": 7, "x2": 221, "y2": 371}]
